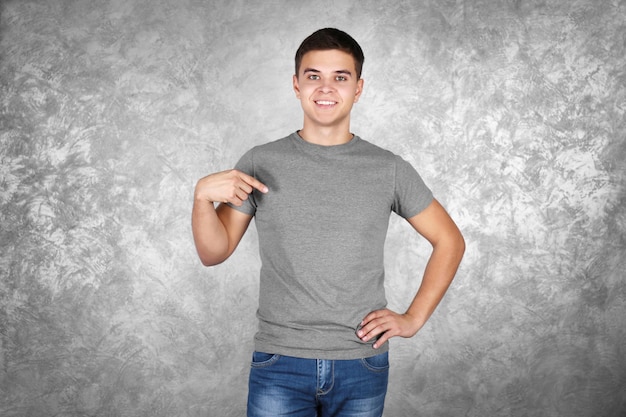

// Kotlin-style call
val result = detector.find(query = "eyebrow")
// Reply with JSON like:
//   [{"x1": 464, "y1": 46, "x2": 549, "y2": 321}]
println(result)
[{"x1": 303, "y1": 68, "x2": 353, "y2": 76}]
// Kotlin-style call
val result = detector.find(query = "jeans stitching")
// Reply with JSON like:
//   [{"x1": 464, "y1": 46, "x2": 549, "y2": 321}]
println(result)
[
  {"x1": 360, "y1": 354, "x2": 389, "y2": 373},
  {"x1": 250, "y1": 352, "x2": 280, "y2": 368},
  {"x1": 316, "y1": 360, "x2": 335, "y2": 396}
]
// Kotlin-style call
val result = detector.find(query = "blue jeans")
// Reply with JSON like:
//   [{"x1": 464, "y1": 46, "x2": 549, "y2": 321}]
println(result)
[{"x1": 247, "y1": 351, "x2": 389, "y2": 417}]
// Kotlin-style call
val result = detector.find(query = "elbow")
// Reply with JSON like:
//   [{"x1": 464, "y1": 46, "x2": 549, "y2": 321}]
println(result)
[
  {"x1": 437, "y1": 228, "x2": 465, "y2": 262},
  {"x1": 200, "y1": 257, "x2": 223, "y2": 267},
  {"x1": 454, "y1": 228, "x2": 466, "y2": 257},
  {"x1": 196, "y1": 248, "x2": 229, "y2": 267},
  {"x1": 457, "y1": 228, "x2": 466, "y2": 251},
  {"x1": 454, "y1": 230, "x2": 466, "y2": 263},
  {"x1": 199, "y1": 253, "x2": 229, "y2": 267}
]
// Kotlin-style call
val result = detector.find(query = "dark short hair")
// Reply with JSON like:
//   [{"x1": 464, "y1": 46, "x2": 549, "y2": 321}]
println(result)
[{"x1": 295, "y1": 28, "x2": 365, "y2": 79}]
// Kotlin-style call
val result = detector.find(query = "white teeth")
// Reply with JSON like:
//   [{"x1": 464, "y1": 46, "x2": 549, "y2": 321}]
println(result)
[{"x1": 316, "y1": 101, "x2": 336, "y2": 105}]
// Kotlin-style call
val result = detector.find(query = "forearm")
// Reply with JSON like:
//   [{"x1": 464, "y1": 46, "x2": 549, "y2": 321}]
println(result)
[
  {"x1": 191, "y1": 197, "x2": 230, "y2": 266},
  {"x1": 405, "y1": 233, "x2": 465, "y2": 330}
]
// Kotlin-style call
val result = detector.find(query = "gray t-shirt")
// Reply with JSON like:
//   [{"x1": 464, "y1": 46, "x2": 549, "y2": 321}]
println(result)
[{"x1": 229, "y1": 132, "x2": 433, "y2": 359}]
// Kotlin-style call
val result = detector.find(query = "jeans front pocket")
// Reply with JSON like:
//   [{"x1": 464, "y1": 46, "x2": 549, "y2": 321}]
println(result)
[
  {"x1": 360, "y1": 351, "x2": 389, "y2": 373},
  {"x1": 250, "y1": 351, "x2": 280, "y2": 368}
]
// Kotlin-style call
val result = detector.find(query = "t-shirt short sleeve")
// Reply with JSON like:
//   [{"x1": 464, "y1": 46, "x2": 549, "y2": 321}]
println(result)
[
  {"x1": 226, "y1": 149, "x2": 257, "y2": 216},
  {"x1": 392, "y1": 155, "x2": 433, "y2": 219}
]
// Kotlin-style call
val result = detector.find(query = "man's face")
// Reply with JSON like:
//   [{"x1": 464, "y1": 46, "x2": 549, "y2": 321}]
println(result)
[{"x1": 293, "y1": 49, "x2": 364, "y2": 131}]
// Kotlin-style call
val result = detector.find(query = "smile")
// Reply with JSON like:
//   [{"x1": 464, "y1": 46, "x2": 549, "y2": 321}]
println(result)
[{"x1": 315, "y1": 100, "x2": 337, "y2": 106}]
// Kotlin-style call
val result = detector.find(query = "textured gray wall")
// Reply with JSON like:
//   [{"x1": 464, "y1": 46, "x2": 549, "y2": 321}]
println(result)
[{"x1": 1, "y1": 0, "x2": 625, "y2": 416}]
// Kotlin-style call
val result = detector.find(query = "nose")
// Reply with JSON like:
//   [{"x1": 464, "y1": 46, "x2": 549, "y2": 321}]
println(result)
[{"x1": 319, "y1": 79, "x2": 335, "y2": 93}]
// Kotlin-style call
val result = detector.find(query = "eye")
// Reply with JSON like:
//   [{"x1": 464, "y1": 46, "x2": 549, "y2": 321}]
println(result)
[
  {"x1": 336, "y1": 75, "x2": 347, "y2": 82},
  {"x1": 307, "y1": 74, "x2": 320, "y2": 80}
]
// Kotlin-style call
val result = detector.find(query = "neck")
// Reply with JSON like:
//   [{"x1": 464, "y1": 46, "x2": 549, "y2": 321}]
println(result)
[{"x1": 298, "y1": 125, "x2": 353, "y2": 146}]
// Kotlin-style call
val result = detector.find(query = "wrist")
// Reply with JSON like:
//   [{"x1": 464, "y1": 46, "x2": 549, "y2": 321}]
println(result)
[
  {"x1": 404, "y1": 311, "x2": 427, "y2": 333},
  {"x1": 194, "y1": 193, "x2": 218, "y2": 208}
]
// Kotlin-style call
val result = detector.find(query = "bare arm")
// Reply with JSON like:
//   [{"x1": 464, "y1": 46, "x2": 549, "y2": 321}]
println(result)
[
  {"x1": 358, "y1": 198, "x2": 465, "y2": 348},
  {"x1": 192, "y1": 169, "x2": 268, "y2": 266}
]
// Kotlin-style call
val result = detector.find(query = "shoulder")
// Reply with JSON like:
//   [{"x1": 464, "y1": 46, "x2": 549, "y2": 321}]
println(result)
[
  {"x1": 253, "y1": 134, "x2": 294, "y2": 151},
  {"x1": 353, "y1": 136, "x2": 404, "y2": 165},
  {"x1": 235, "y1": 134, "x2": 294, "y2": 164},
  {"x1": 354, "y1": 137, "x2": 429, "y2": 189},
  {"x1": 242, "y1": 134, "x2": 295, "y2": 158}
]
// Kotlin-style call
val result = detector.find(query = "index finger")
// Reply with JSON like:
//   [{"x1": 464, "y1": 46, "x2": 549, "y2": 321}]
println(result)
[
  {"x1": 237, "y1": 171, "x2": 268, "y2": 193},
  {"x1": 360, "y1": 309, "x2": 387, "y2": 326}
]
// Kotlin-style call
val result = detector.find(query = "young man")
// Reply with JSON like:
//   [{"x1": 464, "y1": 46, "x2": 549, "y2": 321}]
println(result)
[{"x1": 192, "y1": 28, "x2": 465, "y2": 417}]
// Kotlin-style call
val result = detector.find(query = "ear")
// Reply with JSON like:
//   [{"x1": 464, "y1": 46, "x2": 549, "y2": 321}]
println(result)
[
  {"x1": 354, "y1": 78, "x2": 364, "y2": 103},
  {"x1": 293, "y1": 74, "x2": 301, "y2": 99}
]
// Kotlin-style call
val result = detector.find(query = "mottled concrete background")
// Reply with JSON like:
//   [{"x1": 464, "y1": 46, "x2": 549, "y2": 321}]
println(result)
[{"x1": 1, "y1": 0, "x2": 625, "y2": 416}]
